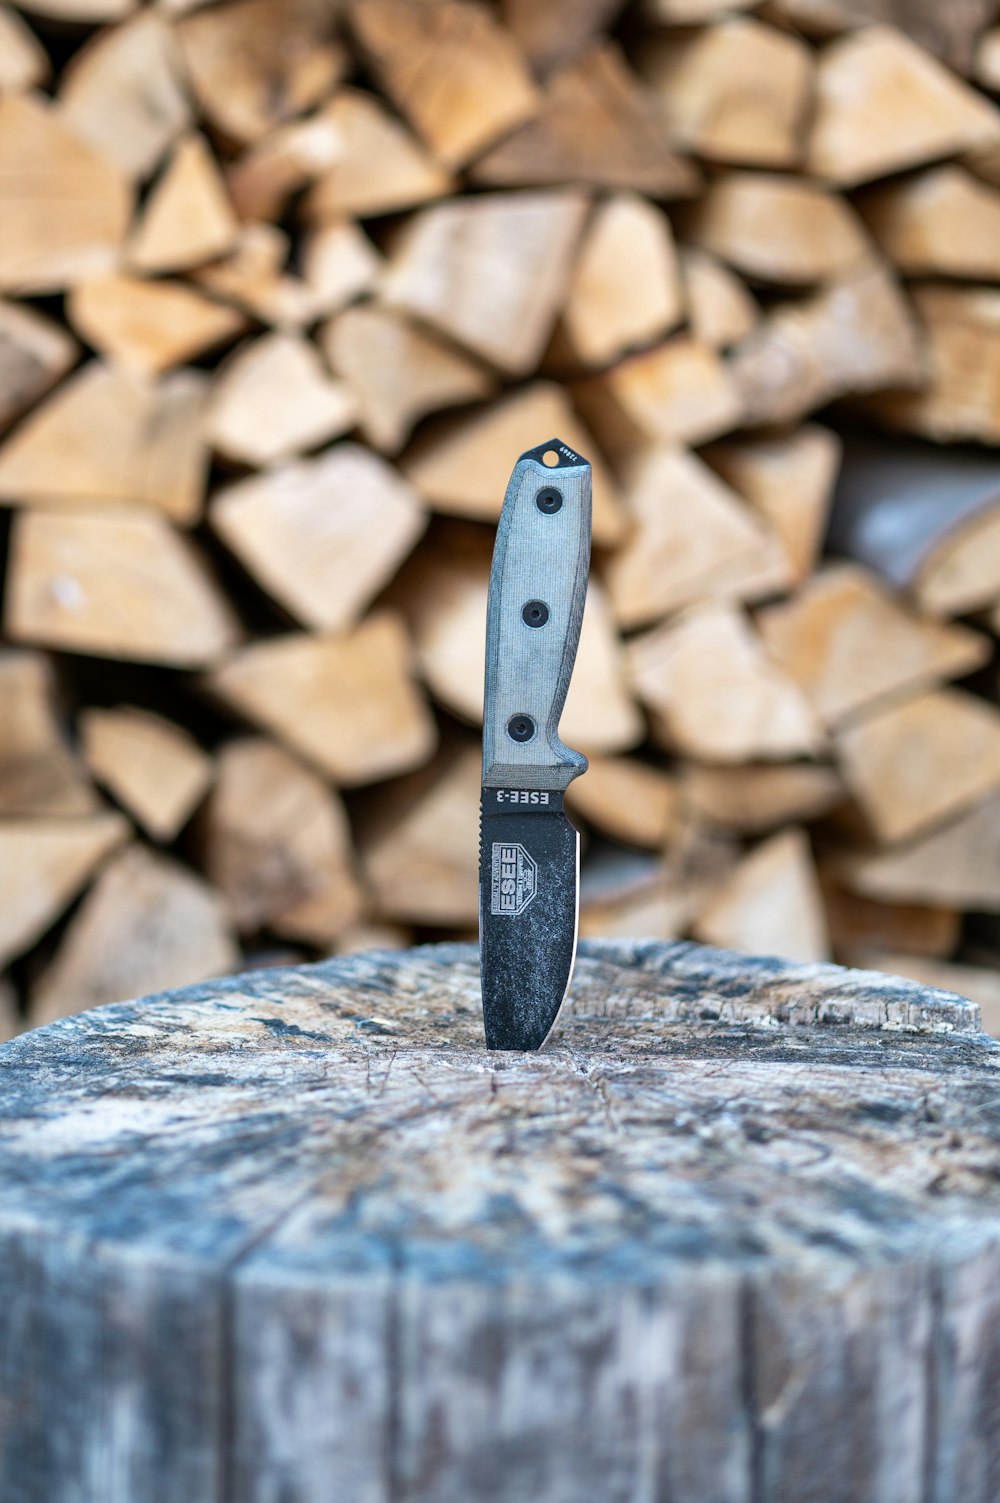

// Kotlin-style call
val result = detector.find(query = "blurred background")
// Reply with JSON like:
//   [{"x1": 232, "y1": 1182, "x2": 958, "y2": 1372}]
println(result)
[{"x1": 2, "y1": 0, "x2": 1000, "y2": 1034}]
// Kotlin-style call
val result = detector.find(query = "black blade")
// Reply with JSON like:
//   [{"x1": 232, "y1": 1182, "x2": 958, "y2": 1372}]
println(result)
[{"x1": 479, "y1": 792, "x2": 579, "y2": 1051}]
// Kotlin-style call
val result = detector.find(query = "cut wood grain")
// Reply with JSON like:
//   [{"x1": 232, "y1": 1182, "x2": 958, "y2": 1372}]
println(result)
[
  {"x1": 0, "y1": 363, "x2": 209, "y2": 523},
  {"x1": 837, "y1": 688, "x2": 1000, "y2": 845},
  {"x1": 59, "y1": 11, "x2": 188, "y2": 181},
  {"x1": 359, "y1": 742, "x2": 479, "y2": 926},
  {"x1": 576, "y1": 334, "x2": 742, "y2": 453},
  {"x1": 6, "y1": 508, "x2": 240, "y2": 667},
  {"x1": 681, "y1": 761, "x2": 845, "y2": 833},
  {"x1": 757, "y1": 565, "x2": 991, "y2": 728},
  {"x1": 350, "y1": 0, "x2": 539, "y2": 170},
  {"x1": 302, "y1": 89, "x2": 453, "y2": 222},
  {"x1": 0, "y1": 299, "x2": 77, "y2": 436},
  {"x1": 301, "y1": 222, "x2": 381, "y2": 318},
  {"x1": 401, "y1": 383, "x2": 625, "y2": 546},
  {"x1": 564, "y1": 755, "x2": 680, "y2": 848},
  {"x1": 868, "y1": 284, "x2": 1000, "y2": 444},
  {"x1": 208, "y1": 613, "x2": 437, "y2": 785},
  {"x1": 472, "y1": 42, "x2": 699, "y2": 196},
  {"x1": 69, "y1": 275, "x2": 247, "y2": 376},
  {"x1": 807, "y1": 26, "x2": 1000, "y2": 185},
  {"x1": 859, "y1": 165, "x2": 1000, "y2": 280},
  {"x1": 560, "y1": 192, "x2": 682, "y2": 368},
  {"x1": 81, "y1": 706, "x2": 213, "y2": 841},
  {"x1": 705, "y1": 426, "x2": 840, "y2": 587},
  {"x1": 693, "y1": 828, "x2": 830, "y2": 963},
  {"x1": 502, "y1": 0, "x2": 624, "y2": 75},
  {"x1": 381, "y1": 190, "x2": 588, "y2": 377},
  {"x1": 206, "y1": 334, "x2": 357, "y2": 467},
  {"x1": 0, "y1": 92, "x2": 130, "y2": 294},
  {"x1": 627, "y1": 602, "x2": 825, "y2": 763},
  {"x1": 320, "y1": 306, "x2": 493, "y2": 453},
  {"x1": 730, "y1": 261, "x2": 922, "y2": 427},
  {"x1": 679, "y1": 246, "x2": 759, "y2": 351},
  {"x1": 210, "y1": 445, "x2": 426, "y2": 633},
  {"x1": 640, "y1": 17, "x2": 814, "y2": 168},
  {"x1": 0, "y1": 5, "x2": 48, "y2": 92},
  {"x1": 176, "y1": 0, "x2": 346, "y2": 144},
  {"x1": 605, "y1": 445, "x2": 786, "y2": 629},
  {"x1": 840, "y1": 792, "x2": 1000, "y2": 913},
  {"x1": 0, "y1": 651, "x2": 97, "y2": 817},
  {"x1": 29, "y1": 844, "x2": 239, "y2": 1027},
  {"x1": 128, "y1": 134, "x2": 239, "y2": 274},
  {"x1": 683, "y1": 172, "x2": 871, "y2": 286},
  {"x1": 200, "y1": 737, "x2": 362, "y2": 942},
  {"x1": 0, "y1": 812, "x2": 127, "y2": 970}
]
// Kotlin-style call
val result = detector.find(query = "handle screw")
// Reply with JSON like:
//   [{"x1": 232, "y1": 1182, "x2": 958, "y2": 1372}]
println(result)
[
  {"x1": 522, "y1": 600, "x2": 549, "y2": 627},
  {"x1": 507, "y1": 714, "x2": 536, "y2": 743},
  {"x1": 536, "y1": 487, "x2": 563, "y2": 514}
]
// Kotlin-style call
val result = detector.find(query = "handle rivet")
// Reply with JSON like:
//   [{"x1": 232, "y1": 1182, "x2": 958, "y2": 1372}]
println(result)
[
  {"x1": 507, "y1": 714, "x2": 536, "y2": 743},
  {"x1": 536, "y1": 487, "x2": 563, "y2": 514},
  {"x1": 522, "y1": 600, "x2": 549, "y2": 627}
]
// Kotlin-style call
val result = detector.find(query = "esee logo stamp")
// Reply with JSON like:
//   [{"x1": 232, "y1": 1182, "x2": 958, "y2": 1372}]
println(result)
[{"x1": 490, "y1": 842, "x2": 537, "y2": 917}]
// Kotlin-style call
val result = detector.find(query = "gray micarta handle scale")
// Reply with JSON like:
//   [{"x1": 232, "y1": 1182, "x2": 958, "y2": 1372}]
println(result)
[{"x1": 482, "y1": 438, "x2": 592, "y2": 792}]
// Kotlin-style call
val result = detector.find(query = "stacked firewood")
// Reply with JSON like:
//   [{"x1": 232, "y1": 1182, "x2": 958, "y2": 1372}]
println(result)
[{"x1": 3, "y1": 0, "x2": 1000, "y2": 1035}]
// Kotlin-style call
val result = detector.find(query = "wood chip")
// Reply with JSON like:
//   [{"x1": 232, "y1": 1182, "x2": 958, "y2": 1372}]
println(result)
[
  {"x1": 0, "y1": 651, "x2": 97, "y2": 816},
  {"x1": 807, "y1": 26, "x2": 1000, "y2": 186},
  {"x1": 0, "y1": 363, "x2": 209, "y2": 524},
  {"x1": 379, "y1": 190, "x2": 588, "y2": 376},
  {"x1": 302, "y1": 89, "x2": 453, "y2": 221},
  {"x1": 29, "y1": 844, "x2": 239, "y2": 1027},
  {"x1": 81, "y1": 707, "x2": 213, "y2": 841},
  {"x1": 0, "y1": 299, "x2": 78, "y2": 437},
  {"x1": 627, "y1": 602, "x2": 825, "y2": 763},
  {"x1": 693, "y1": 828, "x2": 830, "y2": 963},
  {"x1": 837, "y1": 688, "x2": 1000, "y2": 845},
  {"x1": 206, "y1": 333, "x2": 357, "y2": 467},
  {"x1": 0, "y1": 812, "x2": 128, "y2": 970},
  {"x1": 320, "y1": 305, "x2": 494, "y2": 453},
  {"x1": 350, "y1": 0, "x2": 540, "y2": 169},
  {"x1": 128, "y1": 134, "x2": 239, "y2": 274},
  {"x1": 210, "y1": 444, "x2": 426, "y2": 632},
  {"x1": 207, "y1": 612, "x2": 437, "y2": 785},
  {"x1": 0, "y1": 92, "x2": 130, "y2": 294},
  {"x1": 859, "y1": 164, "x2": 1000, "y2": 280},
  {"x1": 6, "y1": 508, "x2": 240, "y2": 667},
  {"x1": 68, "y1": 274, "x2": 247, "y2": 376},
  {"x1": 472, "y1": 41, "x2": 698, "y2": 196},
  {"x1": 679, "y1": 246, "x2": 759, "y2": 352}
]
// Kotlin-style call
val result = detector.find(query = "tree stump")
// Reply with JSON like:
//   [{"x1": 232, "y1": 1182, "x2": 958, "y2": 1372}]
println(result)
[{"x1": 2, "y1": 939, "x2": 1000, "y2": 1503}]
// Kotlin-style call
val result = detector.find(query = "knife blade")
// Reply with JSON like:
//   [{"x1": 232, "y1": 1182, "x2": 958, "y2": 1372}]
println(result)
[{"x1": 479, "y1": 438, "x2": 592, "y2": 1051}]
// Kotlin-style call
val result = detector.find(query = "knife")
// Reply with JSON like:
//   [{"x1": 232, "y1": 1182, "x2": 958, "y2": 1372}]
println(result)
[{"x1": 479, "y1": 438, "x2": 592, "y2": 1051}]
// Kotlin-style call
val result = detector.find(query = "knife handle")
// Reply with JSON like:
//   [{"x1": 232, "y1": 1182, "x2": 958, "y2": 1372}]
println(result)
[{"x1": 482, "y1": 438, "x2": 592, "y2": 792}]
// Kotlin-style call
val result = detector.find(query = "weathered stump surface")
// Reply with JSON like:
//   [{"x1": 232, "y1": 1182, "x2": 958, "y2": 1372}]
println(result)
[{"x1": 2, "y1": 940, "x2": 1000, "y2": 1503}]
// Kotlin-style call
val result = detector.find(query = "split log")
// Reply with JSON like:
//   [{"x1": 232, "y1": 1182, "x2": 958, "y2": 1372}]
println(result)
[
  {"x1": 320, "y1": 306, "x2": 493, "y2": 453},
  {"x1": 757, "y1": 564, "x2": 991, "y2": 729},
  {"x1": 10, "y1": 0, "x2": 134, "y2": 19},
  {"x1": 68, "y1": 274, "x2": 247, "y2": 376},
  {"x1": 821, "y1": 878, "x2": 961, "y2": 965},
  {"x1": 206, "y1": 334, "x2": 357, "y2": 467},
  {"x1": 836, "y1": 687, "x2": 1000, "y2": 844},
  {"x1": 768, "y1": 0, "x2": 997, "y2": 75},
  {"x1": 693, "y1": 827, "x2": 830, "y2": 962},
  {"x1": 379, "y1": 190, "x2": 589, "y2": 377},
  {"x1": 679, "y1": 246, "x2": 759, "y2": 351},
  {"x1": 647, "y1": 0, "x2": 757, "y2": 19},
  {"x1": 5, "y1": 942, "x2": 999, "y2": 1501},
  {"x1": 0, "y1": 651, "x2": 97, "y2": 817},
  {"x1": 226, "y1": 113, "x2": 342, "y2": 225},
  {"x1": 401, "y1": 383, "x2": 625, "y2": 545},
  {"x1": 29, "y1": 844, "x2": 239, "y2": 1027},
  {"x1": 575, "y1": 333, "x2": 742, "y2": 453},
  {"x1": 501, "y1": 0, "x2": 625, "y2": 76},
  {"x1": 564, "y1": 754, "x2": 680, "y2": 848},
  {"x1": 302, "y1": 89, "x2": 453, "y2": 222},
  {"x1": 839, "y1": 792, "x2": 1000, "y2": 913},
  {"x1": 0, "y1": 812, "x2": 127, "y2": 969},
  {"x1": 175, "y1": 0, "x2": 346, "y2": 144},
  {"x1": 858, "y1": 164, "x2": 1000, "y2": 280},
  {"x1": 682, "y1": 172, "x2": 871, "y2": 286},
  {"x1": 59, "y1": 11, "x2": 188, "y2": 181},
  {"x1": 207, "y1": 612, "x2": 437, "y2": 785},
  {"x1": 471, "y1": 42, "x2": 699, "y2": 196},
  {"x1": 80, "y1": 706, "x2": 213, "y2": 842},
  {"x1": 191, "y1": 223, "x2": 349, "y2": 331},
  {"x1": 0, "y1": 5, "x2": 49, "y2": 92},
  {"x1": 200, "y1": 737, "x2": 363, "y2": 943},
  {"x1": 300, "y1": 223, "x2": 382, "y2": 318},
  {"x1": 976, "y1": 28, "x2": 1000, "y2": 90},
  {"x1": 680, "y1": 761, "x2": 845, "y2": 833},
  {"x1": 640, "y1": 18, "x2": 814, "y2": 168},
  {"x1": 807, "y1": 26, "x2": 1000, "y2": 186},
  {"x1": 6, "y1": 508, "x2": 240, "y2": 668},
  {"x1": 210, "y1": 445, "x2": 426, "y2": 633},
  {"x1": 0, "y1": 363, "x2": 209, "y2": 524},
  {"x1": 579, "y1": 832, "x2": 735, "y2": 938},
  {"x1": 0, "y1": 92, "x2": 130, "y2": 294},
  {"x1": 627, "y1": 601, "x2": 825, "y2": 763},
  {"x1": 0, "y1": 299, "x2": 78, "y2": 436},
  {"x1": 349, "y1": 0, "x2": 540, "y2": 170},
  {"x1": 128, "y1": 134, "x2": 239, "y2": 274}
]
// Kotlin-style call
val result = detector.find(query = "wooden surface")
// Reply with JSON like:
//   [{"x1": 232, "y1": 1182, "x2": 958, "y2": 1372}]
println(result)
[{"x1": 2, "y1": 939, "x2": 1000, "y2": 1503}]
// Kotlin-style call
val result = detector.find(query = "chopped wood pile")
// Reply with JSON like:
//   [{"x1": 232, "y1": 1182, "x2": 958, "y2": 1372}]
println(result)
[{"x1": 3, "y1": 0, "x2": 1000, "y2": 1034}]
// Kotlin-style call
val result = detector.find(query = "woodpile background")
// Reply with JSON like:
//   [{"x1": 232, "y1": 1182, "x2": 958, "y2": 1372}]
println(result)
[{"x1": 3, "y1": 0, "x2": 1000, "y2": 1035}]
